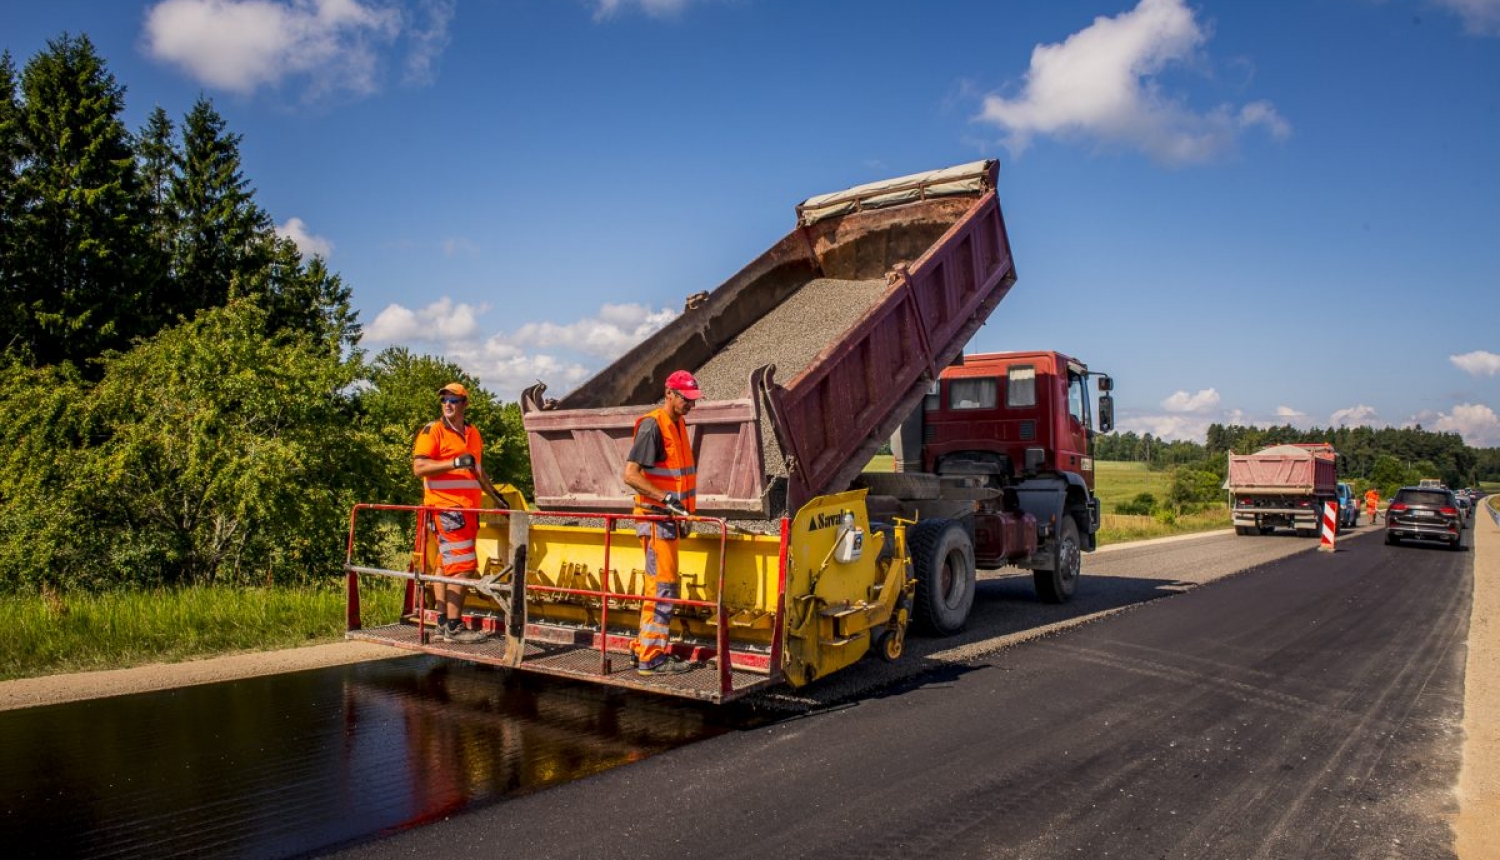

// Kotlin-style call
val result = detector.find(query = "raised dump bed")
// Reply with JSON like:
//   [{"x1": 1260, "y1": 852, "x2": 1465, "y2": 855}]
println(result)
[{"x1": 522, "y1": 160, "x2": 1017, "y2": 520}]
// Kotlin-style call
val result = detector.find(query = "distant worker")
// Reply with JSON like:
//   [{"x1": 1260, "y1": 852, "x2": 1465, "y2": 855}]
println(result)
[
  {"x1": 1365, "y1": 487, "x2": 1381, "y2": 524},
  {"x1": 412, "y1": 382, "x2": 503, "y2": 644},
  {"x1": 622, "y1": 370, "x2": 703, "y2": 676}
]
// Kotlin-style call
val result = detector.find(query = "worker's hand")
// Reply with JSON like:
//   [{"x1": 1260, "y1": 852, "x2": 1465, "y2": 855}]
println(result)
[
  {"x1": 452, "y1": 453, "x2": 476, "y2": 470},
  {"x1": 662, "y1": 492, "x2": 687, "y2": 515}
]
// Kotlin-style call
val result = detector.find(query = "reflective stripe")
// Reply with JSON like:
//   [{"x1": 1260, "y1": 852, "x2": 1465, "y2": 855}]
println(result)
[
  {"x1": 426, "y1": 479, "x2": 481, "y2": 490},
  {"x1": 643, "y1": 465, "x2": 697, "y2": 478},
  {"x1": 443, "y1": 551, "x2": 477, "y2": 564}
]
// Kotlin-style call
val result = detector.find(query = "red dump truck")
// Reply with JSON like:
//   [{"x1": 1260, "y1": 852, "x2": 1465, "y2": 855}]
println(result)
[
  {"x1": 1227, "y1": 443, "x2": 1339, "y2": 536},
  {"x1": 345, "y1": 160, "x2": 1115, "y2": 701}
]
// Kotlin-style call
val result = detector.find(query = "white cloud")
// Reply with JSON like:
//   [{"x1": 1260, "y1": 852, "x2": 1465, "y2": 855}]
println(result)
[
  {"x1": 1161, "y1": 387, "x2": 1220, "y2": 413},
  {"x1": 1115, "y1": 413, "x2": 1213, "y2": 442},
  {"x1": 1452, "y1": 350, "x2": 1500, "y2": 377},
  {"x1": 1432, "y1": 0, "x2": 1500, "y2": 35},
  {"x1": 1275, "y1": 405, "x2": 1307, "y2": 419},
  {"x1": 142, "y1": 0, "x2": 452, "y2": 99},
  {"x1": 365, "y1": 297, "x2": 679, "y2": 400},
  {"x1": 1331, "y1": 404, "x2": 1380, "y2": 426},
  {"x1": 974, "y1": 0, "x2": 1290, "y2": 165},
  {"x1": 276, "y1": 216, "x2": 334, "y2": 257},
  {"x1": 403, "y1": 0, "x2": 453, "y2": 85},
  {"x1": 367, "y1": 296, "x2": 485, "y2": 342},
  {"x1": 593, "y1": 0, "x2": 694, "y2": 20},
  {"x1": 1429, "y1": 403, "x2": 1500, "y2": 447},
  {"x1": 512, "y1": 303, "x2": 677, "y2": 359}
]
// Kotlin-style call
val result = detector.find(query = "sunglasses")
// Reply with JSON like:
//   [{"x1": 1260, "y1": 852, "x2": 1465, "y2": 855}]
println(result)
[{"x1": 440, "y1": 396, "x2": 467, "y2": 405}]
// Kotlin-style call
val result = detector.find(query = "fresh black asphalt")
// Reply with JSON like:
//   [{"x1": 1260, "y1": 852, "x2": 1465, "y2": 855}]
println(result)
[{"x1": 324, "y1": 530, "x2": 1471, "y2": 860}]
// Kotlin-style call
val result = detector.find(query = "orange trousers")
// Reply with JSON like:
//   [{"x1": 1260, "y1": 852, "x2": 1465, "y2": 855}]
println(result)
[{"x1": 632, "y1": 522, "x2": 680, "y2": 668}]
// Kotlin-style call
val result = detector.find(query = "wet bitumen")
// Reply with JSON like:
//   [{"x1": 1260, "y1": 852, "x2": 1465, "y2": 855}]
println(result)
[{"x1": 0, "y1": 656, "x2": 751, "y2": 860}]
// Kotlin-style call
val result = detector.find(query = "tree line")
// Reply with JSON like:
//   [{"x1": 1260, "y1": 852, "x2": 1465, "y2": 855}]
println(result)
[
  {"x1": 1096, "y1": 421, "x2": 1495, "y2": 498},
  {"x1": 1, "y1": 35, "x2": 529, "y2": 594}
]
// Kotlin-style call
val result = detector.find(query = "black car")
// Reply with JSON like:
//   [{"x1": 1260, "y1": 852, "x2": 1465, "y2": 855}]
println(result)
[{"x1": 1385, "y1": 486, "x2": 1463, "y2": 549}]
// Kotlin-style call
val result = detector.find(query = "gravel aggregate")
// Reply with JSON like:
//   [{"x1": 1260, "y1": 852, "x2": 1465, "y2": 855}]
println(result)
[{"x1": 689, "y1": 276, "x2": 889, "y2": 524}]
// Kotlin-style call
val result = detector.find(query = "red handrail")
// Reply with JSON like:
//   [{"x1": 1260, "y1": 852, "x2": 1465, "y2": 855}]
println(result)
[{"x1": 345, "y1": 502, "x2": 755, "y2": 694}]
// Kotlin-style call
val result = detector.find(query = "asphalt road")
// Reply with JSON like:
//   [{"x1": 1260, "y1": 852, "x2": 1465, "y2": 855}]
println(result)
[{"x1": 323, "y1": 526, "x2": 1471, "y2": 860}]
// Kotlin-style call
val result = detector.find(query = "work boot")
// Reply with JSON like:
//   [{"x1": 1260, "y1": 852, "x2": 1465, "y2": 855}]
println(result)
[
  {"x1": 439, "y1": 619, "x2": 488, "y2": 645},
  {"x1": 637, "y1": 656, "x2": 693, "y2": 677}
]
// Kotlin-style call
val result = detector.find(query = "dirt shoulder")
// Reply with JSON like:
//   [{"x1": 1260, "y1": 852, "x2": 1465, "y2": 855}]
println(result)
[
  {"x1": 0, "y1": 640, "x2": 398, "y2": 712},
  {"x1": 1458, "y1": 505, "x2": 1500, "y2": 859}
]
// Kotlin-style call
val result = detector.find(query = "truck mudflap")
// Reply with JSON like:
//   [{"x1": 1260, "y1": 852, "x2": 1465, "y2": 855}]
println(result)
[{"x1": 343, "y1": 501, "x2": 789, "y2": 704}]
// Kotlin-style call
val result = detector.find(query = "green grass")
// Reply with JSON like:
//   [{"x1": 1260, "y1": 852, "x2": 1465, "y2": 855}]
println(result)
[{"x1": 1, "y1": 581, "x2": 405, "y2": 682}]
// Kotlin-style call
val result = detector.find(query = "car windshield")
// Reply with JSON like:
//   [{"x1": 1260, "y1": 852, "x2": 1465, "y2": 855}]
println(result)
[{"x1": 1396, "y1": 490, "x2": 1451, "y2": 507}]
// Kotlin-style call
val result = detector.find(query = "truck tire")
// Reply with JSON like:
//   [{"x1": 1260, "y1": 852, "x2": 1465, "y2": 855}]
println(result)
[
  {"x1": 858, "y1": 472, "x2": 941, "y2": 500},
  {"x1": 1235, "y1": 525, "x2": 1254, "y2": 536},
  {"x1": 1034, "y1": 516, "x2": 1081, "y2": 604},
  {"x1": 909, "y1": 518, "x2": 975, "y2": 636}
]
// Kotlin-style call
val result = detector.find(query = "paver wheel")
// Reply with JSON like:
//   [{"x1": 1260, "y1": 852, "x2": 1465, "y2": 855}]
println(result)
[{"x1": 909, "y1": 518, "x2": 975, "y2": 636}]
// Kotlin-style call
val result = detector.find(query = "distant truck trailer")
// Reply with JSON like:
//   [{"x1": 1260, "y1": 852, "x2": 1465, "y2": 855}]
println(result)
[{"x1": 1227, "y1": 443, "x2": 1338, "y2": 537}]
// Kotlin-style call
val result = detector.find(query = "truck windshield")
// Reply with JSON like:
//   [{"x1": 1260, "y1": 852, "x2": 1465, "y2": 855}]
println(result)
[{"x1": 1068, "y1": 372, "x2": 1088, "y2": 426}]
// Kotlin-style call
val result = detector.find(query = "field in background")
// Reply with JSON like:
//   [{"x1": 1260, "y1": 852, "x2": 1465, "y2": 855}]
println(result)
[{"x1": 871, "y1": 457, "x2": 1228, "y2": 544}]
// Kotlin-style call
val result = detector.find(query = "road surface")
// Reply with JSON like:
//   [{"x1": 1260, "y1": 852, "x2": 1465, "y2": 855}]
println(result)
[{"x1": 323, "y1": 525, "x2": 1475, "y2": 860}]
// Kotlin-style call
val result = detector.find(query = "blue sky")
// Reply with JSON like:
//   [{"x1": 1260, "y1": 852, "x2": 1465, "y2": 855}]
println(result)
[{"x1": 7, "y1": 0, "x2": 1500, "y2": 445}]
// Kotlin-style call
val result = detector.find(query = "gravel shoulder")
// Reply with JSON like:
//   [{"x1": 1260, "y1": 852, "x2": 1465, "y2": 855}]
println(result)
[{"x1": 1458, "y1": 505, "x2": 1500, "y2": 859}]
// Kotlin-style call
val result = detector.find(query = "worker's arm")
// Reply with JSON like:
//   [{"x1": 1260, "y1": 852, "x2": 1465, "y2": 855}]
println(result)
[
  {"x1": 412, "y1": 454, "x2": 473, "y2": 478},
  {"x1": 623, "y1": 461, "x2": 664, "y2": 502}
]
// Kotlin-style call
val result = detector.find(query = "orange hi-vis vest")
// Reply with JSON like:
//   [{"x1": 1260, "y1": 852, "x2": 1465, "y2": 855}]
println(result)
[
  {"x1": 632, "y1": 407, "x2": 697, "y2": 517},
  {"x1": 413, "y1": 420, "x2": 483, "y2": 509}
]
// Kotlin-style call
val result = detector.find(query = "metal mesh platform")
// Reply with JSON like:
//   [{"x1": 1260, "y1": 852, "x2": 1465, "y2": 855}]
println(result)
[{"x1": 348, "y1": 622, "x2": 775, "y2": 703}]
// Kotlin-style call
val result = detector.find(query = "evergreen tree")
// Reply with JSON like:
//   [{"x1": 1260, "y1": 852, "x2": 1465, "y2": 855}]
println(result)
[
  {"x1": 0, "y1": 52, "x2": 22, "y2": 349},
  {"x1": 169, "y1": 96, "x2": 271, "y2": 314},
  {"x1": 242, "y1": 235, "x2": 361, "y2": 353},
  {"x1": 9, "y1": 34, "x2": 152, "y2": 368}
]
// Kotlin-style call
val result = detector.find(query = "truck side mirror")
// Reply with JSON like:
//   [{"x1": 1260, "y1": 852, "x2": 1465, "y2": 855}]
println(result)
[{"x1": 1098, "y1": 393, "x2": 1114, "y2": 434}]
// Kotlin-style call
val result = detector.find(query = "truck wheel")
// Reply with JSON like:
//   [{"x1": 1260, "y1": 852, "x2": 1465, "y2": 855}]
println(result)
[
  {"x1": 1034, "y1": 516, "x2": 1081, "y2": 604},
  {"x1": 909, "y1": 518, "x2": 975, "y2": 636},
  {"x1": 1235, "y1": 525, "x2": 1254, "y2": 536}
]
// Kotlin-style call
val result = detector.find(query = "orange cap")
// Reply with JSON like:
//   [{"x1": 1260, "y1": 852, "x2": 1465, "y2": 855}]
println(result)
[{"x1": 438, "y1": 382, "x2": 469, "y2": 399}]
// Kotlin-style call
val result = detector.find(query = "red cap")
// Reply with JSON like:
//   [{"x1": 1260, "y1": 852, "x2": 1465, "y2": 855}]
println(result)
[{"x1": 665, "y1": 370, "x2": 702, "y2": 400}]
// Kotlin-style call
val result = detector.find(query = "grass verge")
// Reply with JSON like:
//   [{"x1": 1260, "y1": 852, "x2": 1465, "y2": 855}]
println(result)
[{"x1": 2, "y1": 581, "x2": 405, "y2": 682}]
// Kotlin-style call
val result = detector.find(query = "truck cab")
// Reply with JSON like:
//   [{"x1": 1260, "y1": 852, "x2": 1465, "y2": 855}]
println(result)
[{"x1": 923, "y1": 351, "x2": 1114, "y2": 491}]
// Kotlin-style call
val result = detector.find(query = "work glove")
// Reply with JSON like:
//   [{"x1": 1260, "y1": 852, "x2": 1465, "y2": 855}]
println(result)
[
  {"x1": 452, "y1": 453, "x2": 476, "y2": 470},
  {"x1": 661, "y1": 492, "x2": 688, "y2": 516}
]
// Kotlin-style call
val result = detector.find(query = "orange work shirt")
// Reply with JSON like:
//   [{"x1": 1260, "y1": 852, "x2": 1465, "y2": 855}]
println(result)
[{"x1": 412, "y1": 419, "x2": 484, "y2": 509}]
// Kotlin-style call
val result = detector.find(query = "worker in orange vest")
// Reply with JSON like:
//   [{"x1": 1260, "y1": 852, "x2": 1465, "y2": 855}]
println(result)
[
  {"x1": 1364, "y1": 488, "x2": 1380, "y2": 524},
  {"x1": 412, "y1": 382, "x2": 504, "y2": 644},
  {"x1": 622, "y1": 370, "x2": 703, "y2": 676}
]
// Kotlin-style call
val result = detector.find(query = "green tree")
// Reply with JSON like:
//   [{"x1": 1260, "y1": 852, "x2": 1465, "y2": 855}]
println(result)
[
  {"x1": 75, "y1": 300, "x2": 373, "y2": 587},
  {"x1": 0, "y1": 52, "x2": 23, "y2": 347},
  {"x1": 169, "y1": 97, "x2": 271, "y2": 314},
  {"x1": 0, "y1": 356, "x2": 95, "y2": 591},
  {"x1": 9, "y1": 34, "x2": 153, "y2": 368},
  {"x1": 243, "y1": 236, "x2": 361, "y2": 354}
]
